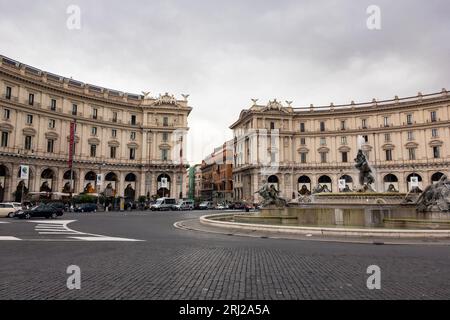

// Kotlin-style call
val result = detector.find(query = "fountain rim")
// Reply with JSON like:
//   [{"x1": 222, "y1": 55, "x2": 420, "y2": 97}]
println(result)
[{"x1": 200, "y1": 213, "x2": 450, "y2": 239}]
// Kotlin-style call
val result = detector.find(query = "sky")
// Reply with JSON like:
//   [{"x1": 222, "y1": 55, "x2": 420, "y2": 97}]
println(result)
[{"x1": 0, "y1": 0, "x2": 449, "y2": 164}]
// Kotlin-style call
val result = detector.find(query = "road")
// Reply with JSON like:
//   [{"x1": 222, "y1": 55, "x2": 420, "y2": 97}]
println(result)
[{"x1": 0, "y1": 210, "x2": 449, "y2": 299}]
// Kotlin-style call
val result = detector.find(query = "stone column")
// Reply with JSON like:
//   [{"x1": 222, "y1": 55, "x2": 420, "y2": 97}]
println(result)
[
  {"x1": 117, "y1": 171, "x2": 125, "y2": 197},
  {"x1": 10, "y1": 163, "x2": 19, "y2": 201},
  {"x1": 32, "y1": 165, "x2": 40, "y2": 193}
]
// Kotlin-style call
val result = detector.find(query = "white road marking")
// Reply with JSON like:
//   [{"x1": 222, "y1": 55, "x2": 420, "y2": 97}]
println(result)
[
  {"x1": 28, "y1": 220, "x2": 143, "y2": 242},
  {"x1": 69, "y1": 236, "x2": 142, "y2": 242},
  {"x1": 0, "y1": 236, "x2": 21, "y2": 241},
  {"x1": 0, "y1": 221, "x2": 10, "y2": 224}
]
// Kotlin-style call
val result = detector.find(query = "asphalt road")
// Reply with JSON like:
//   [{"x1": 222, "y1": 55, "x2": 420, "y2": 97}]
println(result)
[{"x1": 0, "y1": 210, "x2": 449, "y2": 300}]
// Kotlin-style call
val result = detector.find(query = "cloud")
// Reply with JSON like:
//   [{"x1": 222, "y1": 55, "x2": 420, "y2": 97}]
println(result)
[{"x1": 0, "y1": 0, "x2": 448, "y2": 163}]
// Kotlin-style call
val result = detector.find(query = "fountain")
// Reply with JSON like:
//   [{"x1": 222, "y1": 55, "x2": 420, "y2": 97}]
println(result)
[{"x1": 201, "y1": 145, "x2": 450, "y2": 238}]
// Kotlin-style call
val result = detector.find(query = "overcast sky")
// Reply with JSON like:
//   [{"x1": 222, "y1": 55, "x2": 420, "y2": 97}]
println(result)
[{"x1": 0, "y1": 0, "x2": 449, "y2": 164}]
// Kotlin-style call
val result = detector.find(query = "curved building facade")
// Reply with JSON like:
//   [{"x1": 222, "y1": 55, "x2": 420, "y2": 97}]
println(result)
[
  {"x1": 230, "y1": 91, "x2": 450, "y2": 202},
  {"x1": 0, "y1": 55, "x2": 191, "y2": 202}
]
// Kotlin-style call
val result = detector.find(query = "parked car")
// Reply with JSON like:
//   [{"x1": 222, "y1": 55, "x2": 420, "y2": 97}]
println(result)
[
  {"x1": 15, "y1": 204, "x2": 63, "y2": 219},
  {"x1": 215, "y1": 203, "x2": 229, "y2": 210},
  {"x1": 74, "y1": 203, "x2": 98, "y2": 213},
  {"x1": 151, "y1": 197, "x2": 176, "y2": 211},
  {"x1": 172, "y1": 199, "x2": 195, "y2": 211},
  {"x1": 229, "y1": 202, "x2": 245, "y2": 210},
  {"x1": 0, "y1": 202, "x2": 23, "y2": 218},
  {"x1": 198, "y1": 201, "x2": 214, "y2": 210},
  {"x1": 47, "y1": 202, "x2": 67, "y2": 212}
]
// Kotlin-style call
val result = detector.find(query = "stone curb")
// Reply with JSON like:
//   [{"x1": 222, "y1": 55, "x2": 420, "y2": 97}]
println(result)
[{"x1": 199, "y1": 213, "x2": 450, "y2": 239}]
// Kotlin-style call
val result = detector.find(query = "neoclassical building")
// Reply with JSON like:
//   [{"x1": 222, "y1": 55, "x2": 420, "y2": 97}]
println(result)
[
  {"x1": 0, "y1": 55, "x2": 191, "y2": 202},
  {"x1": 230, "y1": 91, "x2": 450, "y2": 202}
]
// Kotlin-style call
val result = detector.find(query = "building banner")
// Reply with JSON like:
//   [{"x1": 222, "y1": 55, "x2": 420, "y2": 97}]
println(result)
[
  {"x1": 338, "y1": 179, "x2": 346, "y2": 191},
  {"x1": 96, "y1": 174, "x2": 103, "y2": 186},
  {"x1": 20, "y1": 165, "x2": 29, "y2": 180}
]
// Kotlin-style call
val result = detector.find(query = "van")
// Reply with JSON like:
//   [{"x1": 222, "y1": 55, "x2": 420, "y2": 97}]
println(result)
[
  {"x1": 150, "y1": 197, "x2": 176, "y2": 211},
  {"x1": 173, "y1": 199, "x2": 194, "y2": 211}
]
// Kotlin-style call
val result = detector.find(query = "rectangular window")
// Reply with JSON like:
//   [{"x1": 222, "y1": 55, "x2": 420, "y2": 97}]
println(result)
[
  {"x1": 131, "y1": 115, "x2": 136, "y2": 125},
  {"x1": 385, "y1": 149, "x2": 393, "y2": 161},
  {"x1": 162, "y1": 149, "x2": 168, "y2": 161},
  {"x1": 320, "y1": 137, "x2": 326, "y2": 145},
  {"x1": 110, "y1": 146, "x2": 117, "y2": 159},
  {"x1": 50, "y1": 99, "x2": 57, "y2": 111},
  {"x1": 92, "y1": 108, "x2": 98, "y2": 119},
  {"x1": 300, "y1": 152, "x2": 307, "y2": 163},
  {"x1": 320, "y1": 152, "x2": 327, "y2": 163},
  {"x1": 408, "y1": 148, "x2": 416, "y2": 160},
  {"x1": 47, "y1": 139, "x2": 54, "y2": 153},
  {"x1": 300, "y1": 123, "x2": 305, "y2": 132},
  {"x1": 431, "y1": 111, "x2": 437, "y2": 122},
  {"x1": 384, "y1": 133, "x2": 391, "y2": 142},
  {"x1": 270, "y1": 121, "x2": 275, "y2": 130},
  {"x1": 90, "y1": 144, "x2": 96, "y2": 157},
  {"x1": 383, "y1": 116, "x2": 389, "y2": 127},
  {"x1": 361, "y1": 119, "x2": 367, "y2": 129},
  {"x1": 48, "y1": 119, "x2": 55, "y2": 129},
  {"x1": 363, "y1": 135, "x2": 369, "y2": 143},
  {"x1": 431, "y1": 128, "x2": 438, "y2": 138},
  {"x1": 29, "y1": 93, "x2": 34, "y2": 106},
  {"x1": 341, "y1": 152, "x2": 348, "y2": 163},
  {"x1": 320, "y1": 121, "x2": 325, "y2": 132},
  {"x1": 406, "y1": 114, "x2": 413, "y2": 125},
  {"x1": 407, "y1": 131, "x2": 414, "y2": 141},
  {"x1": 112, "y1": 111, "x2": 118, "y2": 123},
  {"x1": 162, "y1": 132, "x2": 168, "y2": 142},
  {"x1": 129, "y1": 148, "x2": 136, "y2": 160},
  {"x1": 300, "y1": 137, "x2": 306, "y2": 145},
  {"x1": 112, "y1": 129, "x2": 117, "y2": 138},
  {"x1": 5, "y1": 86, "x2": 11, "y2": 100},
  {"x1": 1, "y1": 132, "x2": 8, "y2": 147},
  {"x1": 4, "y1": 109, "x2": 10, "y2": 120},
  {"x1": 24, "y1": 136, "x2": 32, "y2": 150},
  {"x1": 163, "y1": 117, "x2": 169, "y2": 127},
  {"x1": 433, "y1": 146, "x2": 440, "y2": 159},
  {"x1": 26, "y1": 114, "x2": 33, "y2": 124},
  {"x1": 91, "y1": 127, "x2": 97, "y2": 136},
  {"x1": 340, "y1": 120, "x2": 346, "y2": 130},
  {"x1": 130, "y1": 131, "x2": 136, "y2": 140},
  {"x1": 341, "y1": 136, "x2": 347, "y2": 145},
  {"x1": 72, "y1": 104, "x2": 77, "y2": 116}
]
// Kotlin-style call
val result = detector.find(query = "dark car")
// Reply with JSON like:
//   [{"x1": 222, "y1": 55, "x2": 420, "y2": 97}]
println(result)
[
  {"x1": 15, "y1": 205, "x2": 63, "y2": 219},
  {"x1": 47, "y1": 202, "x2": 67, "y2": 212},
  {"x1": 74, "y1": 203, "x2": 98, "y2": 213}
]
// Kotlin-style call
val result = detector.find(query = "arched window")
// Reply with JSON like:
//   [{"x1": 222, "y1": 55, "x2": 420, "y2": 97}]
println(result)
[
  {"x1": 298, "y1": 175, "x2": 311, "y2": 183},
  {"x1": 431, "y1": 172, "x2": 444, "y2": 183},
  {"x1": 85, "y1": 171, "x2": 96, "y2": 181},
  {"x1": 268, "y1": 175, "x2": 279, "y2": 183},
  {"x1": 125, "y1": 173, "x2": 137, "y2": 182},
  {"x1": 41, "y1": 168, "x2": 54, "y2": 179}
]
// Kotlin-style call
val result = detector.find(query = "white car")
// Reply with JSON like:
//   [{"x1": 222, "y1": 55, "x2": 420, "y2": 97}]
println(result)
[{"x1": 0, "y1": 202, "x2": 23, "y2": 218}]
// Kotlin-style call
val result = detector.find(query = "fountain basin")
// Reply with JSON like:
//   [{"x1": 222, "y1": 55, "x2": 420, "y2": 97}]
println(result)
[{"x1": 200, "y1": 203, "x2": 450, "y2": 239}]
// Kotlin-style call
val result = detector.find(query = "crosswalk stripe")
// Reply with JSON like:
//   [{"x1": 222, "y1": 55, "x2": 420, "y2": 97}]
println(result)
[{"x1": 0, "y1": 236, "x2": 21, "y2": 240}]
